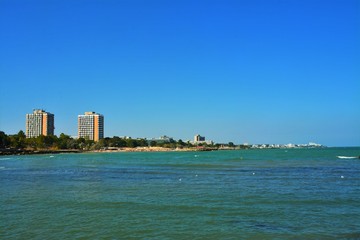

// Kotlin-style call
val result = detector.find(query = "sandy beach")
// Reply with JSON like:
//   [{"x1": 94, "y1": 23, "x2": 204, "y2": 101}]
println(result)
[{"x1": 91, "y1": 147, "x2": 201, "y2": 153}]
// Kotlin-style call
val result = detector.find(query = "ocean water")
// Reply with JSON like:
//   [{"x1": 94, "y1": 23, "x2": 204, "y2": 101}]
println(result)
[{"x1": 1, "y1": 148, "x2": 360, "y2": 239}]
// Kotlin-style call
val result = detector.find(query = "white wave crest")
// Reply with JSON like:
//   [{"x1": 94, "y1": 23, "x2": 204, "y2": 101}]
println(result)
[{"x1": 337, "y1": 156, "x2": 358, "y2": 159}]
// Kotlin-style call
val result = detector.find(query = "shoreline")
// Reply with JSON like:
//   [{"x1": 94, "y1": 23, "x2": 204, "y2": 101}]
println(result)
[
  {"x1": 0, "y1": 147, "x2": 220, "y2": 156},
  {"x1": 0, "y1": 149, "x2": 82, "y2": 156},
  {"x1": 90, "y1": 147, "x2": 219, "y2": 153}
]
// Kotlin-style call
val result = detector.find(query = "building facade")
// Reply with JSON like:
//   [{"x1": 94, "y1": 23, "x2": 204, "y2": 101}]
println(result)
[
  {"x1": 193, "y1": 134, "x2": 213, "y2": 145},
  {"x1": 26, "y1": 109, "x2": 55, "y2": 138},
  {"x1": 78, "y1": 112, "x2": 104, "y2": 141},
  {"x1": 194, "y1": 134, "x2": 206, "y2": 142}
]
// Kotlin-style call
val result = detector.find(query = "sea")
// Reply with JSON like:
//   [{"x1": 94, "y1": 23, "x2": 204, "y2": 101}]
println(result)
[{"x1": 1, "y1": 148, "x2": 359, "y2": 239}]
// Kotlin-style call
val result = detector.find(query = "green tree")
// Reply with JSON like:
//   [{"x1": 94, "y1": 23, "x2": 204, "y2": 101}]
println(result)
[
  {"x1": 150, "y1": 141, "x2": 157, "y2": 147},
  {"x1": 126, "y1": 139, "x2": 138, "y2": 148},
  {"x1": 44, "y1": 135, "x2": 57, "y2": 148},
  {"x1": 0, "y1": 131, "x2": 10, "y2": 148},
  {"x1": 110, "y1": 137, "x2": 126, "y2": 147},
  {"x1": 177, "y1": 139, "x2": 185, "y2": 146},
  {"x1": 25, "y1": 137, "x2": 37, "y2": 150},
  {"x1": 76, "y1": 138, "x2": 86, "y2": 149},
  {"x1": 18, "y1": 130, "x2": 26, "y2": 139},
  {"x1": 137, "y1": 139, "x2": 148, "y2": 147},
  {"x1": 10, "y1": 130, "x2": 27, "y2": 149},
  {"x1": 91, "y1": 139, "x2": 106, "y2": 150},
  {"x1": 84, "y1": 139, "x2": 95, "y2": 150},
  {"x1": 66, "y1": 138, "x2": 78, "y2": 149},
  {"x1": 57, "y1": 133, "x2": 71, "y2": 149},
  {"x1": 94, "y1": 138, "x2": 107, "y2": 150},
  {"x1": 104, "y1": 137, "x2": 111, "y2": 147},
  {"x1": 33, "y1": 135, "x2": 57, "y2": 149},
  {"x1": 35, "y1": 135, "x2": 46, "y2": 149}
]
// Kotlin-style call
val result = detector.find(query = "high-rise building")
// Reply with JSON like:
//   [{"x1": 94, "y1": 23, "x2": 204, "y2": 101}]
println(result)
[
  {"x1": 78, "y1": 112, "x2": 104, "y2": 141},
  {"x1": 26, "y1": 109, "x2": 55, "y2": 138}
]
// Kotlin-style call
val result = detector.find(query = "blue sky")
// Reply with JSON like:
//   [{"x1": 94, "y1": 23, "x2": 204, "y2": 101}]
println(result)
[{"x1": 0, "y1": 0, "x2": 359, "y2": 146}]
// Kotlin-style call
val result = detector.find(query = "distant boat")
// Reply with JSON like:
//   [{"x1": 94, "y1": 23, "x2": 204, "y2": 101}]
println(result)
[{"x1": 337, "y1": 156, "x2": 358, "y2": 159}]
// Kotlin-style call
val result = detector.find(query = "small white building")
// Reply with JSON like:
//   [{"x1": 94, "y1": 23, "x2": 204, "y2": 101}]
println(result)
[{"x1": 192, "y1": 134, "x2": 213, "y2": 145}]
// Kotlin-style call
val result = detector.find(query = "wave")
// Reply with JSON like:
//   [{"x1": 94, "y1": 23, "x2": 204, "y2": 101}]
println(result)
[{"x1": 337, "y1": 156, "x2": 358, "y2": 159}]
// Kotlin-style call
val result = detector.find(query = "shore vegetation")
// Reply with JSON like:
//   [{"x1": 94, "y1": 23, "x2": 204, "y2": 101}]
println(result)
[{"x1": 0, "y1": 130, "x2": 241, "y2": 155}]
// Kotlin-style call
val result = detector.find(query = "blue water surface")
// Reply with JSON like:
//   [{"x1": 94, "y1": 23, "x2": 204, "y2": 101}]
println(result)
[{"x1": 1, "y1": 148, "x2": 360, "y2": 239}]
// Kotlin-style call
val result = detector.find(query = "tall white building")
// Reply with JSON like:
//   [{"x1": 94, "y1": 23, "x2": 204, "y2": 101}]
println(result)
[
  {"x1": 26, "y1": 109, "x2": 55, "y2": 138},
  {"x1": 78, "y1": 112, "x2": 104, "y2": 141}
]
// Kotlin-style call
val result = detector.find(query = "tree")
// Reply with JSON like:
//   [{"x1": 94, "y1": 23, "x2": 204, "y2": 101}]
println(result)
[
  {"x1": 25, "y1": 137, "x2": 37, "y2": 150},
  {"x1": 110, "y1": 136, "x2": 126, "y2": 147},
  {"x1": 95, "y1": 139, "x2": 107, "y2": 149},
  {"x1": 77, "y1": 138, "x2": 86, "y2": 149},
  {"x1": 18, "y1": 130, "x2": 26, "y2": 139},
  {"x1": 44, "y1": 135, "x2": 57, "y2": 148},
  {"x1": 228, "y1": 142, "x2": 235, "y2": 148},
  {"x1": 126, "y1": 139, "x2": 137, "y2": 148},
  {"x1": 9, "y1": 130, "x2": 27, "y2": 149},
  {"x1": 32, "y1": 135, "x2": 57, "y2": 149},
  {"x1": 103, "y1": 137, "x2": 111, "y2": 147},
  {"x1": 177, "y1": 139, "x2": 185, "y2": 146},
  {"x1": 57, "y1": 133, "x2": 71, "y2": 149},
  {"x1": 66, "y1": 138, "x2": 78, "y2": 149},
  {"x1": 91, "y1": 139, "x2": 106, "y2": 150},
  {"x1": 84, "y1": 139, "x2": 95, "y2": 150},
  {"x1": 137, "y1": 139, "x2": 148, "y2": 147},
  {"x1": 0, "y1": 131, "x2": 10, "y2": 148},
  {"x1": 35, "y1": 135, "x2": 46, "y2": 149}
]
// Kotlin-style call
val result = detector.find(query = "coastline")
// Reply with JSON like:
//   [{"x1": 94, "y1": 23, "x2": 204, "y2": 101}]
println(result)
[
  {"x1": 90, "y1": 146, "x2": 217, "y2": 153},
  {"x1": 1, "y1": 146, "x2": 339, "y2": 156},
  {"x1": 0, "y1": 146, "x2": 219, "y2": 156},
  {"x1": 0, "y1": 149, "x2": 82, "y2": 156}
]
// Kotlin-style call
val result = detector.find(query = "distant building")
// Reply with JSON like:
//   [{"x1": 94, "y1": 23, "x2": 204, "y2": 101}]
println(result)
[
  {"x1": 78, "y1": 112, "x2": 104, "y2": 141},
  {"x1": 26, "y1": 109, "x2": 55, "y2": 138},
  {"x1": 147, "y1": 135, "x2": 174, "y2": 145},
  {"x1": 194, "y1": 134, "x2": 205, "y2": 142},
  {"x1": 158, "y1": 135, "x2": 174, "y2": 142},
  {"x1": 193, "y1": 134, "x2": 213, "y2": 145}
]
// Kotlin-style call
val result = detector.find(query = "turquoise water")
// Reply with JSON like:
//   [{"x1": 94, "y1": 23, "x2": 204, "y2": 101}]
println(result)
[{"x1": 1, "y1": 148, "x2": 360, "y2": 239}]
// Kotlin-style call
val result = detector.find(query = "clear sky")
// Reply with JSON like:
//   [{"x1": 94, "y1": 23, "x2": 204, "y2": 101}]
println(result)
[{"x1": 0, "y1": 0, "x2": 359, "y2": 146}]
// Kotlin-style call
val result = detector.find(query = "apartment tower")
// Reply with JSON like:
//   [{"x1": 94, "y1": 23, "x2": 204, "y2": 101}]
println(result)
[
  {"x1": 78, "y1": 112, "x2": 104, "y2": 141},
  {"x1": 26, "y1": 109, "x2": 55, "y2": 138}
]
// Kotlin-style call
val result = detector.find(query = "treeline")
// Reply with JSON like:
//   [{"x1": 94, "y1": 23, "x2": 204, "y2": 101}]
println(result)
[
  {"x1": 0, "y1": 130, "x2": 247, "y2": 152},
  {"x1": 0, "y1": 130, "x2": 92, "y2": 150},
  {"x1": 0, "y1": 130, "x2": 203, "y2": 151}
]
